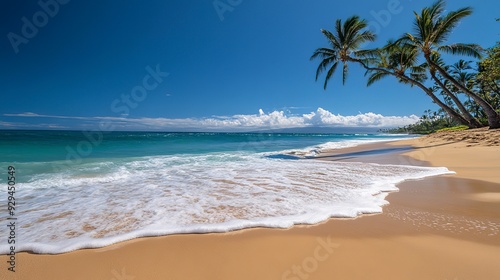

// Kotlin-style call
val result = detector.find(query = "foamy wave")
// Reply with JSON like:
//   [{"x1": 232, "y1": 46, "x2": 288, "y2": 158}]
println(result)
[
  {"x1": 281, "y1": 137, "x2": 412, "y2": 157},
  {"x1": 0, "y1": 153, "x2": 451, "y2": 254}
]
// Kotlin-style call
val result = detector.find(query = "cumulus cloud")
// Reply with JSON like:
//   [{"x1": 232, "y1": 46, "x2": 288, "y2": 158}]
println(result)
[
  {"x1": 3, "y1": 108, "x2": 419, "y2": 131},
  {"x1": 303, "y1": 108, "x2": 419, "y2": 127}
]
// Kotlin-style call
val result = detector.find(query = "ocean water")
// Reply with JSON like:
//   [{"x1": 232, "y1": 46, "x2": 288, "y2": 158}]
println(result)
[{"x1": 0, "y1": 130, "x2": 452, "y2": 254}]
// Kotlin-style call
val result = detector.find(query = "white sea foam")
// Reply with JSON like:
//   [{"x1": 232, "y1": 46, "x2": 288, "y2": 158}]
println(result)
[
  {"x1": 0, "y1": 152, "x2": 451, "y2": 254},
  {"x1": 284, "y1": 137, "x2": 414, "y2": 157}
]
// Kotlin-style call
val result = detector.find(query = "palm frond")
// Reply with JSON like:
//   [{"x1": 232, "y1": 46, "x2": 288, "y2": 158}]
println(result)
[
  {"x1": 367, "y1": 71, "x2": 390, "y2": 86},
  {"x1": 395, "y1": 35, "x2": 420, "y2": 48},
  {"x1": 343, "y1": 16, "x2": 363, "y2": 47},
  {"x1": 410, "y1": 73, "x2": 428, "y2": 83},
  {"x1": 346, "y1": 18, "x2": 376, "y2": 50},
  {"x1": 411, "y1": 13, "x2": 423, "y2": 42},
  {"x1": 354, "y1": 48, "x2": 380, "y2": 59},
  {"x1": 428, "y1": 0, "x2": 446, "y2": 21},
  {"x1": 415, "y1": 0, "x2": 446, "y2": 42},
  {"x1": 315, "y1": 57, "x2": 337, "y2": 81},
  {"x1": 350, "y1": 30, "x2": 376, "y2": 50},
  {"x1": 335, "y1": 18, "x2": 344, "y2": 46},
  {"x1": 429, "y1": 52, "x2": 444, "y2": 66},
  {"x1": 438, "y1": 43, "x2": 484, "y2": 58},
  {"x1": 312, "y1": 15, "x2": 376, "y2": 89},
  {"x1": 359, "y1": 57, "x2": 379, "y2": 67},
  {"x1": 323, "y1": 62, "x2": 339, "y2": 90},
  {"x1": 410, "y1": 65, "x2": 427, "y2": 74},
  {"x1": 310, "y1": 47, "x2": 336, "y2": 60},
  {"x1": 320, "y1": 29, "x2": 341, "y2": 50},
  {"x1": 432, "y1": 7, "x2": 473, "y2": 44},
  {"x1": 449, "y1": 59, "x2": 474, "y2": 76},
  {"x1": 454, "y1": 59, "x2": 473, "y2": 71}
]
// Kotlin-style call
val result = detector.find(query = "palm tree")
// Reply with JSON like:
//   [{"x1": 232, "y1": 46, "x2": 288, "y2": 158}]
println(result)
[
  {"x1": 363, "y1": 42, "x2": 471, "y2": 127},
  {"x1": 311, "y1": 16, "x2": 376, "y2": 89},
  {"x1": 450, "y1": 60, "x2": 474, "y2": 77},
  {"x1": 449, "y1": 60, "x2": 478, "y2": 94},
  {"x1": 427, "y1": 56, "x2": 482, "y2": 128},
  {"x1": 311, "y1": 17, "x2": 470, "y2": 126},
  {"x1": 400, "y1": 0, "x2": 500, "y2": 128}
]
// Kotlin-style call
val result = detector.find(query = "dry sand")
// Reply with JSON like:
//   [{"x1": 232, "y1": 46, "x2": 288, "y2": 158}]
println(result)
[
  {"x1": 395, "y1": 127, "x2": 500, "y2": 184},
  {"x1": 6, "y1": 129, "x2": 500, "y2": 280}
]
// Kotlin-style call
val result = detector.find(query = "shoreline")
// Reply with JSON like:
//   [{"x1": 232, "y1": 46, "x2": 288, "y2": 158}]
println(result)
[{"x1": 10, "y1": 132, "x2": 500, "y2": 279}]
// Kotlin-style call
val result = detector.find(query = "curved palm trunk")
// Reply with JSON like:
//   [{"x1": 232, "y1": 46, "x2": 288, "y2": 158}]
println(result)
[
  {"x1": 410, "y1": 83, "x2": 471, "y2": 128},
  {"x1": 352, "y1": 58, "x2": 471, "y2": 127},
  {"x1": 428, "y1": 58, "x2": 500, "y2": 129},
  {"x1": 430, "y1": 72, "x2": 483, "y2": 128},
  {"x1": 421, "y1": 88, "x2": 470, "y2": 127}
]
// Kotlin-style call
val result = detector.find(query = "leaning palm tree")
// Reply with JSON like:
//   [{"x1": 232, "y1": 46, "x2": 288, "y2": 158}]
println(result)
[
  {"x1": 449, "y1": 60, "x2": 478, "y2": 94},
  {"x1": 364, "y1": 41, "x2": 471, "y2": 127},
  {"x1": 311, "y1": 16, "x2": 376, "y2": 89},
  {"x1": 448, "y1": 59, "x2": 487, "y2": 124},
  {"x1": 427, "y1": 55, "x2": 482, "y2": 128},
  {"x1": 400, "y1": 0, "x2": 500, "y2": 128},
  {"x1": 311, "y1": 17, "x2": 470, "y2": 126}
]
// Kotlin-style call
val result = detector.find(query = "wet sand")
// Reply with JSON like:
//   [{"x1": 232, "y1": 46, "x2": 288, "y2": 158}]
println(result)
[{"x1": 9, "y1": 130, "x2": 500, "y2": 280}]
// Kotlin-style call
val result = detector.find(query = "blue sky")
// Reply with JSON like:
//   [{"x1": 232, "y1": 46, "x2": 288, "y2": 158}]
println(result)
[{"x1": 1, "y1": 0, "x2": 498, "y2": 131}]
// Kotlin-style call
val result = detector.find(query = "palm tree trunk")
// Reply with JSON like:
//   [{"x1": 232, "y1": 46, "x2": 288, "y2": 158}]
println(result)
[
  {"x1": 352, "y1": 58, "x2": 471, "y2": 127},
  {"x1": 417, "y1": 87, "x2": 471, "y2": 128},
  {"x1": 430, "y1": 72, "x2": 483, "y2": 128},
  {"x1": 428, "y1": 58, "x2": 500, "y2": 129}
]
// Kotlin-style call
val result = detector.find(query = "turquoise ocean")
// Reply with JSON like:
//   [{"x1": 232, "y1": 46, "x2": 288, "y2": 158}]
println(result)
[{"x1": 0, "y1": 130, "x2": 452, "y2": 254}]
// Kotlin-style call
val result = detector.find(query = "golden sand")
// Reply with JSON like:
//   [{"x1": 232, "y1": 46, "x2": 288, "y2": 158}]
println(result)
[{"x1": 394, "y1": 128, "x2": 500, "y2": 184}]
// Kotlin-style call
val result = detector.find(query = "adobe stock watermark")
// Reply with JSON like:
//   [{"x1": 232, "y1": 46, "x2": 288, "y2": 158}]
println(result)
[
  {"x1": 282, "y1": 235, "x2": 339, "y2": 280},
  {"x1": 7, "y1": 0, "x2": 70, "y2": 54},
  {"x1": 51, "y1": 64, "x2": 169, "y2": 171},
  {"x1": 213, "y1": 0, "x2": 243, "y2": 21},
  {"x1": 367, "y1": 0, "x2": 404, "y2": 35}
]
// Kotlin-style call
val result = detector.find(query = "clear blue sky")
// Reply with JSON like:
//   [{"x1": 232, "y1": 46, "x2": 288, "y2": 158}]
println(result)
[{"x1": 1, "y1": 0, "x2": 498, "y2": 131}]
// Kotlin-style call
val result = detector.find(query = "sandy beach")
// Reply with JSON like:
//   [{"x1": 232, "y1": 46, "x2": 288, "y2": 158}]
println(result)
[{"x1": 9, "y1": 129, "x2": 500, "y2": 280}]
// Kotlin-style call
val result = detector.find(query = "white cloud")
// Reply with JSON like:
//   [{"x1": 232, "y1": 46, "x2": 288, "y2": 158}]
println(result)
[
  {"x1": 303, "y1": 108, "x2": 419, "y2": 127},
  {"x1": 3, "y1": 108, "x2": 419, "y2": 131},
  {"x1": 0, "y1": 119, "x2": 68, "y2": 129},
  {"x1": 0, "y1": 121, "x2": 16, "y2": 127}
]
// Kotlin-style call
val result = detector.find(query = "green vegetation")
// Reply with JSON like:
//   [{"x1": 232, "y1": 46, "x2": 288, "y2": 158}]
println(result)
[
  {"x1": 380, "y1": 109, "x2": 463, "y2": 134},
  {"x1": 436, "y1": 126, "x2": 469, "y2": 133},
  {"x1": 312, "y1": 0, "x2": 500, "y2": 129}
]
